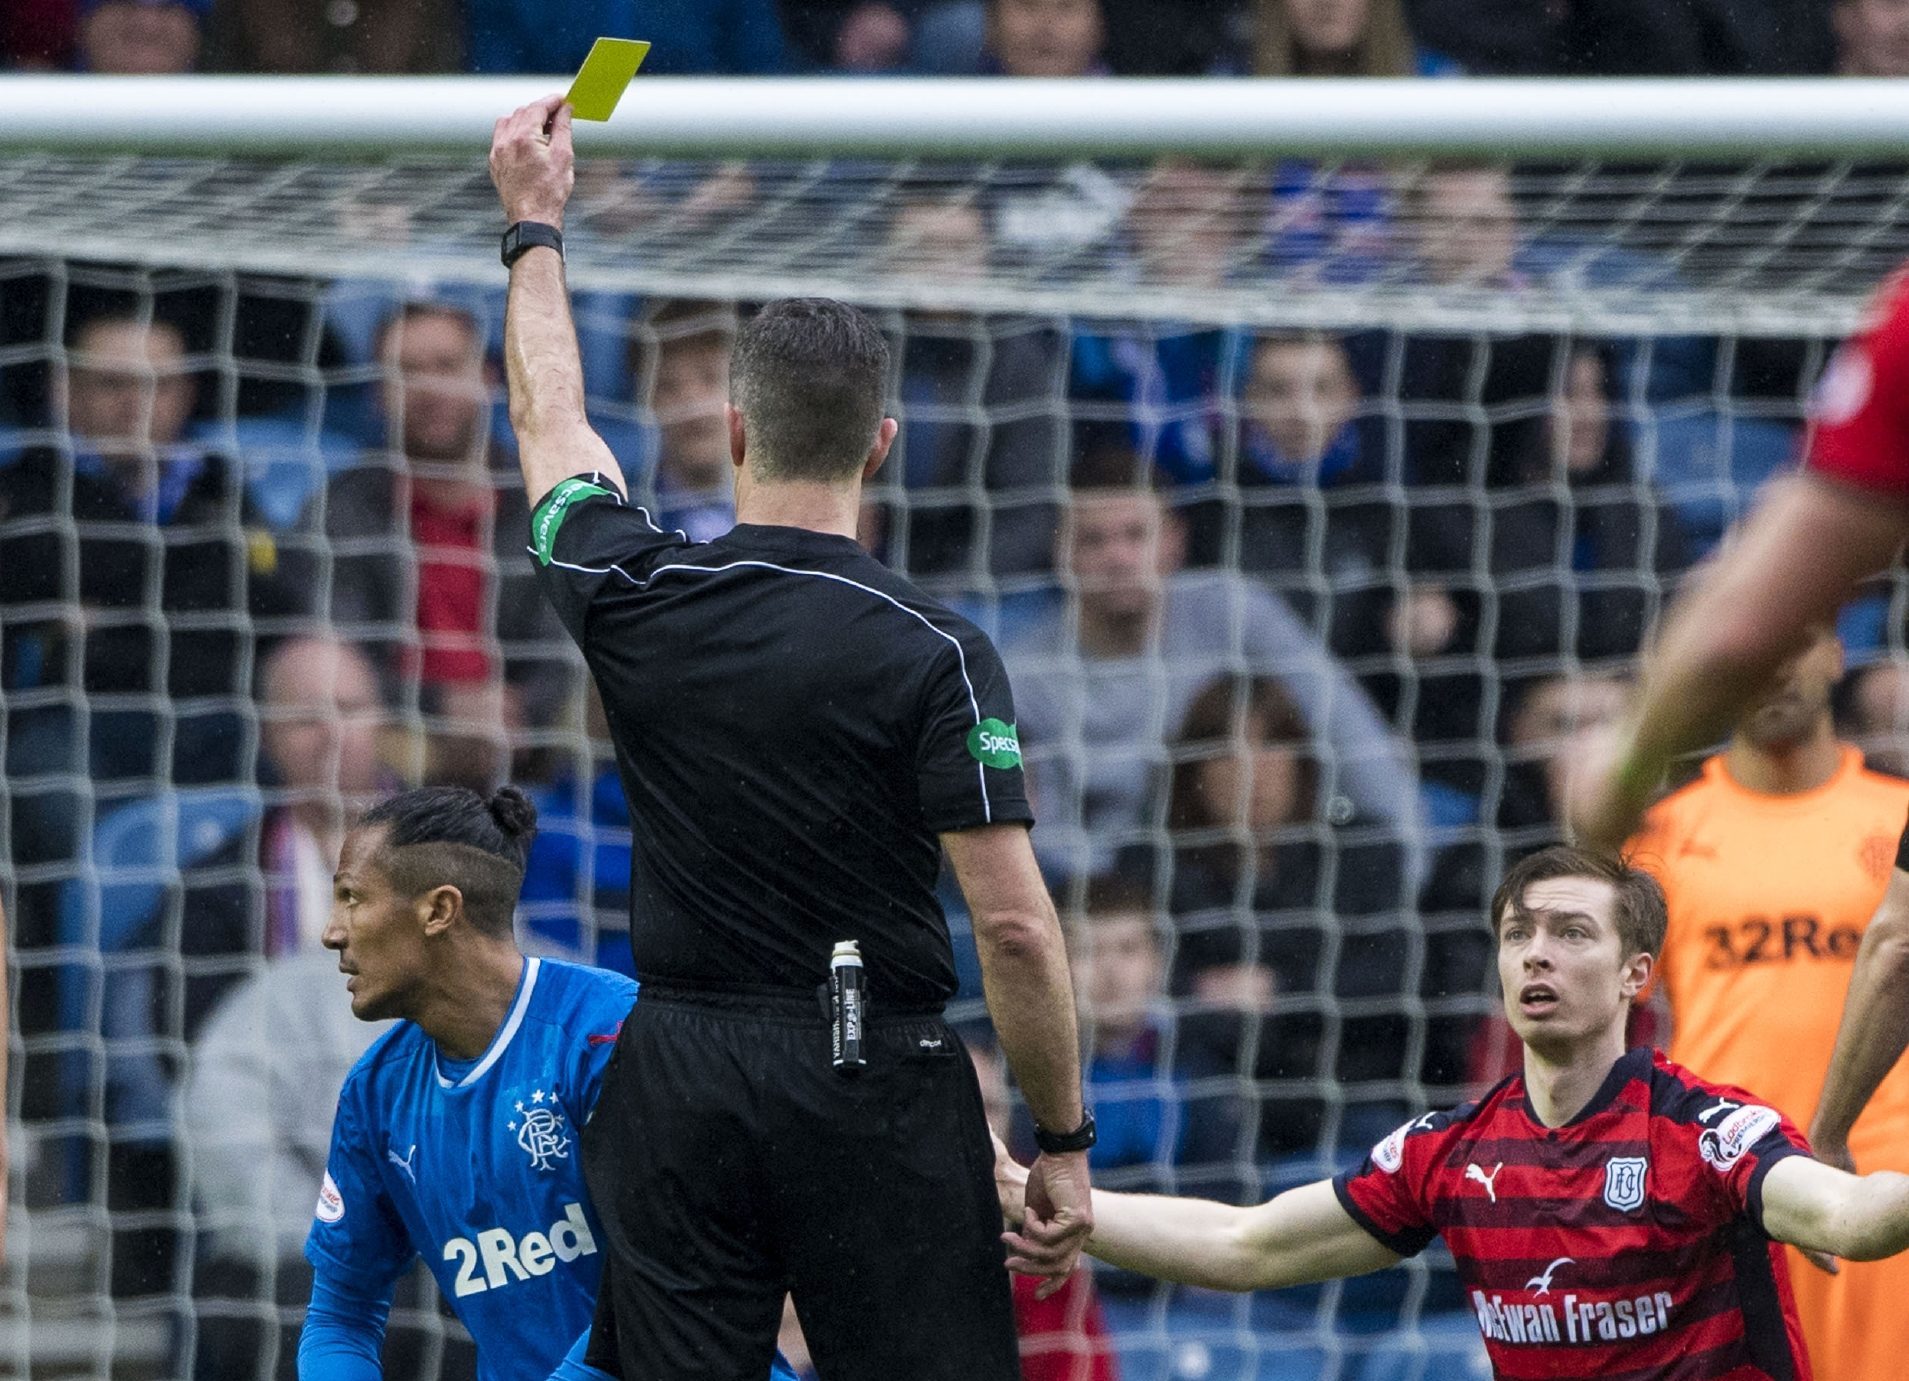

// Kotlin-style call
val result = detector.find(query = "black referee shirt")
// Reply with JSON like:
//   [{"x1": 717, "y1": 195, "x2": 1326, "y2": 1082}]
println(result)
[{"x1": 529, "y1": 473, "x2": 1034, "y2": 1008}]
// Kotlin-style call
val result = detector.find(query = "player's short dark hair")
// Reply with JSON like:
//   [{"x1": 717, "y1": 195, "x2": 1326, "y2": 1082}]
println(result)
[
  {"x1": 1490, "y1": 844, "x2": 1666, "y2": 960},
  {"x1": 358, "y1": 785, "x2": 538, "y2": 936},
  {"x1": 729, "y1": 298, "x2": 890, "y2": 483}
]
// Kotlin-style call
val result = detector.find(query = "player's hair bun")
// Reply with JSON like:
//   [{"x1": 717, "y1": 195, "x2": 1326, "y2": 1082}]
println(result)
[{"x1": 487, "y1": 785, "x2": 538, "y2": 842}]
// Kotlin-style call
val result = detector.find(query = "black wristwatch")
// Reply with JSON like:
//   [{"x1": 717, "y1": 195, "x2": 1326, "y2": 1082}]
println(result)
[
  {"x1": 1034, "y1": 1109, "x2": 1097, "y2": 1155},
  {"x1": 501, "y1": 221, "x2": 564, "y2": 268}
]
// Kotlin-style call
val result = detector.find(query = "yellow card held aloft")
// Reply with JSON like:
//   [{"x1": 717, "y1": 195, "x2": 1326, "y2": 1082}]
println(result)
[{"x1": 566, "y1": 38, "x2": 651, "y2": 122}]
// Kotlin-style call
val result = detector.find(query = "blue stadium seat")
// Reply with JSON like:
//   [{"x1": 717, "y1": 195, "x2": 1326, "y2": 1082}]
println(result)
[
  {"x1": 189, "y1": 414, "x2": 361, "y2": 531},
  {"x1": 1346, "y1": 1314, "x2": 1490, "y2": 1381},
  {"x1": 1639, "y1": 409, "x2": 1800, "y2": 556},
  {"x1": 55, "y1": 787, "x2": 263, "y2": 1158},
  {"x1": 1100, "y1": 1289, "x2": 1331, "y2": 1381}
]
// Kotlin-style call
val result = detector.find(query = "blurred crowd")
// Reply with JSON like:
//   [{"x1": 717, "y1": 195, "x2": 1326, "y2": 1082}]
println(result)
[
  {"x1": 1, "y1": 0, "x2": 1902, "y2": 80},
  {"x1": 7, "y1": 222, "x2": 1909, "y2": 1374}
]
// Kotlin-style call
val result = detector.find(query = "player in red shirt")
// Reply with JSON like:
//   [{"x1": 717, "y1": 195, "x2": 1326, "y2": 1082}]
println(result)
[
  {"x1": 999, "y1": 845, "x2": 1909, "y2": 1380},
  {"x1": 1573, "y1": 268, "x2": 1909, "y2": 851}
]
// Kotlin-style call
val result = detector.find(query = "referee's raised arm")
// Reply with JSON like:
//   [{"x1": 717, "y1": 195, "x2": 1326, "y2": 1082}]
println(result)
[{"x1": 489, "y1": 94, "x2": 628, "y2": 508}]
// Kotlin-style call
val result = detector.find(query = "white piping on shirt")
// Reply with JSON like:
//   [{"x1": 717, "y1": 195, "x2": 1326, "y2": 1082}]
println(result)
[
  {"x1": 436, "y1": 956, "x2": 542, "y2": 1089},
  {"x1": 638, "y1": 559, "x2": 994, "y2": 823},
  {"x1": 534, "y1": 537, "x2": 1000, "y2": 822}
]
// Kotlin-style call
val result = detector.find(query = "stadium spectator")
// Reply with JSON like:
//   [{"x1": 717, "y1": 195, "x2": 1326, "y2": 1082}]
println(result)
[
  {"x1": 0, "y1": 308, "x2": 302, "y2": 878},
  {"x1": 464, "y1": 0, "x2": 789, "y2": 74},
  {"x1": 53, "y1": 635, "x2": 387, "y2": 1321},
  {"x1": 1498, "y1": 670, "x2": 1631, "y2": 845},
  {"x1": 1397, "y1": 161, "x2": 1697, "y2": 318},
  {"x1": 1003, "y1": 449, "x2": 1422, "y2": 881},
  {"x1": 1834, "y1": 0, "x2": 1909, "y2": 75},
  {"x1": 1069, "y1": 162, "x2": 1259, "y2": 482},
  {"x1": 236, "y1": 635, "x2": 394, "y2": 953},
  {"x1": 637, "y1": 300, "x2": 740, "y2": 544},
  {"x1": 1371, "y1": 176, "x2": 1687, "y2": 794},
  {"x1": 76, "y1": 0, "x2": 206, "y2": 72},
  {"x1": 1461, "y1": 343, "x2": 1692, "y2": 669},
  {"x1": 781, "y1": 0, "x2": 918, "y2": 70},
  {"x1": 1223, "y1": 332, "x2": 1395, "y2": 645},
  {"x1": 880, "y1": 193, "x2": 1066, "y2": 579},
  {"x1": 84, "y1": 635, "x2": 391, "y2": 1165},
  {"x1": 1405, "y1": 0, "x2": 1834, "y2": 75},
  {"x1": 1626, "y1": 624, "x2": 1909, "y2": 1381},
  {"x1": 1065, "y1": 873, "x2": 1240, "y2": 1196},
  {"x1": 1843, "y1": 657, "x2": 1909, "y2": 778},
  {"x1": 1249, "y1": 0, "x2": 1460, "y2": 76},
  {"x1": 1161, "y1": 675, "x2": 1422, "y2": 1161},
  {"x1": 295, "y1": 300, "x2": 568, "y2": 790},
  {"x1": 984, "y1": 0, "x2": 1107, "y2": 74},
  {"x1": 184, "y1": 950, "x2": 398, "y2": 1381},
  {"x1": 1, "y1": 0, "x2": 76, "y2": 67},
  {"x1": 203, "y1": 0, "x2": 459, "y2": 72}
]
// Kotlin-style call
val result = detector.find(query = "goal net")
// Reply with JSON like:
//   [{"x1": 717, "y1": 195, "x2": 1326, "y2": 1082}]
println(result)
[{"x1": 5, "y1": 76, "x2": 1909, "y2": 1381}]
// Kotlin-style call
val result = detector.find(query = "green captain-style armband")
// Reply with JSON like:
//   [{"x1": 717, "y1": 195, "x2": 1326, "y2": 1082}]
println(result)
[{"x1": 531, "y1": 477, "x2": 615, "y2": 566}]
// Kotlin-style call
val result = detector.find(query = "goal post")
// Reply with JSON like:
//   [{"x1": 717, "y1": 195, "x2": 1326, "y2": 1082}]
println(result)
[{"x1": 6, "y1": 76, "x2": 1909, "y2": 1381}]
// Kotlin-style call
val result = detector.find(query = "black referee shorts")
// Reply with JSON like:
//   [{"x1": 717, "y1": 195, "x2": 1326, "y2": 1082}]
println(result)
[{"x1": 580, "y1": 982, "x2": 1021, "y2": 1381}]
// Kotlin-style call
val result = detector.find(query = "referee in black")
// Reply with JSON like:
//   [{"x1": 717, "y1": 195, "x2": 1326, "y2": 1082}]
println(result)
[{"x1": 490, "y1": 97, "x2": 1094, "y2": 1379}]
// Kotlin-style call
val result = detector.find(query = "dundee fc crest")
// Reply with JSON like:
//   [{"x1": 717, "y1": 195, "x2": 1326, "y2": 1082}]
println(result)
[
  {"x1": 506, "y1": 1086, "x2": 571, "y2": 1172},
  {"x1": 1602, "y1": 1156, "x2": 1647, "y2": 1211}
]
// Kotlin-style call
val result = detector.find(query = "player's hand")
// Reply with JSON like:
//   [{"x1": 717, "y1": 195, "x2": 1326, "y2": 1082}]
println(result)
[
  {"x1": 489, "y1": 94, "x2": 576, "y2": 230},
  {"x1": 991, "y1": 1130, "x2": 1029, "y2": 1229},
  {"x1": 1003, "y1": 1150, "x2": 1093, "y2": 1299}
]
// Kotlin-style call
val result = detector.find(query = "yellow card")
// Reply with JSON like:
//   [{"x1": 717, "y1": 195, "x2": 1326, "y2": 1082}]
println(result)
[{"x1": 566, "y1": 38, "x2": 651, "y2": 122}]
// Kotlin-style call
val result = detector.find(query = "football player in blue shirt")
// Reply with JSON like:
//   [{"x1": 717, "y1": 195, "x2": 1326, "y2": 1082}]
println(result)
[{"x1": 297, "y1": 784, "x2": 795, "y2": 1381}]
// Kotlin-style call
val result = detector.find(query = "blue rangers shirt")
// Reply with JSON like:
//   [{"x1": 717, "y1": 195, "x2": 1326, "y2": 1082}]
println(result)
[{"x1": 300, "y1": 957, "x2": 796, "y2": 1380}]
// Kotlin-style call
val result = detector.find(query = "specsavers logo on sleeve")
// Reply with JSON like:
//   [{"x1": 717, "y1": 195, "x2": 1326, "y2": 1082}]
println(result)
[
  {"x1": 967, "y1": 719, "x2": 1021, "y2": 770},
  {"x1": 531, "y1": 478, "x2": 614, "y2": 566}
]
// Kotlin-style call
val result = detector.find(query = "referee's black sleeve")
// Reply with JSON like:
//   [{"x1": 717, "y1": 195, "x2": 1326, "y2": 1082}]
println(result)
[
  {"x1": 915, "y1": 625, "x2": 1034, "y2": 834},
  {"x1": 525, "y1": 472, "x2": 691, "y2": 644}
]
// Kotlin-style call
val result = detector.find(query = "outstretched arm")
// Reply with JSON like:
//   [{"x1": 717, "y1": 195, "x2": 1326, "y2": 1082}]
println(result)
[
  {"x1": 1571, "y1": 473, "x2": 1905, "y2": 850},
  {"x1": 488, "y1": 94, "x2": 626, "y2": 508},
  {"x1": 1761, "y1": 1154, "x2": 1909, "y2": 1262},
  {"x1": 997, "y1": 1147, "x2": 1396, "y2": 1293},
  {"x1": 1811, "y1": 852, "x2": 1909, "y2": 1166}
]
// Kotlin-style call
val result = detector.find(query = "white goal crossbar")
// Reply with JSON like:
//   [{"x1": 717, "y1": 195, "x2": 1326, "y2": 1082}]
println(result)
[{"x1": 1, "y1": 76, "x2": 1908, "y2": 159}]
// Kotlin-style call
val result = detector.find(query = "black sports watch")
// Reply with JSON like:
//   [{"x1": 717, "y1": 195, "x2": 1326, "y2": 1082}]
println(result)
[
  {"x1": 501, "y1": 221, "x2": 564, "y2": 268},
  {"x1": 1034, "y1": 1109, "x2": 1097, "y2": 1155}
]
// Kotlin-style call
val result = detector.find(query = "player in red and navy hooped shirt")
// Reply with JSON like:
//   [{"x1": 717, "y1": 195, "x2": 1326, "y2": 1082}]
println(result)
[{"x1": 1000, "y1": 845, "x2": 1909, "y2": 1380}]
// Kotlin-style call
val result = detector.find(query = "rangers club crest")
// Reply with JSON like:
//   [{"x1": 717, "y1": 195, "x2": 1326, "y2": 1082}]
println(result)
[
  {"x1": 507, "y1": 1085, "x2": 570, "y2": 1172},
  {"x1": 1603, "y1": 1156, "x2": 1647, "y2": 1211}
]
